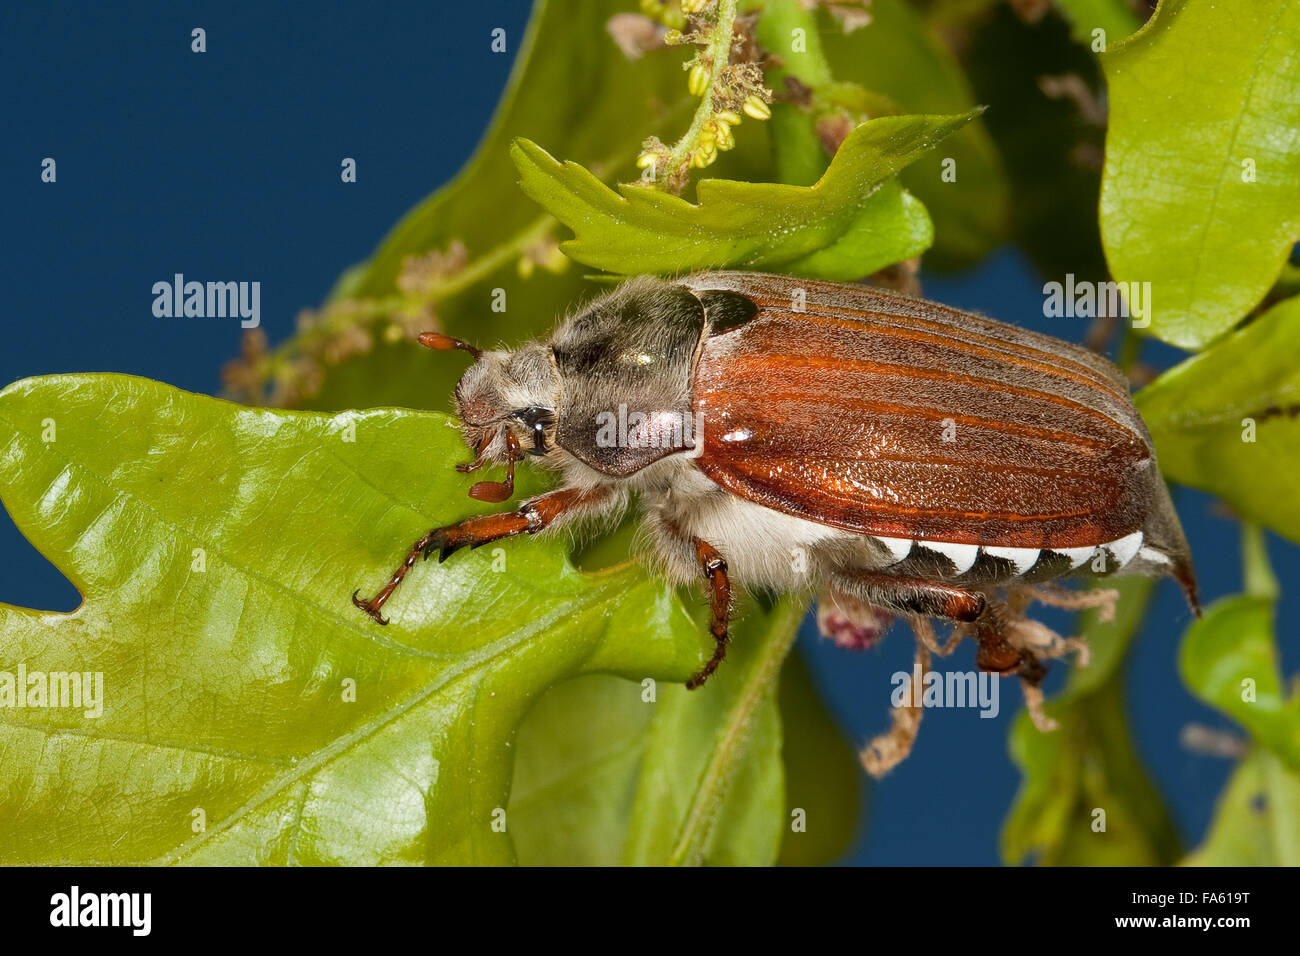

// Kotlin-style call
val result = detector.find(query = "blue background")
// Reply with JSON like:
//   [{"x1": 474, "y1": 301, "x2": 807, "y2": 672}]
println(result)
[{"x1": 3, "y1": 1, "x2": 1296, "y2": 865}]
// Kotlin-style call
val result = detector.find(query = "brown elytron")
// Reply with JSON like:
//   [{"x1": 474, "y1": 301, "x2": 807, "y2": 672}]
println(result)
[{"x1": 689, "y1": 272, "x2": 1174, "y2": 554}]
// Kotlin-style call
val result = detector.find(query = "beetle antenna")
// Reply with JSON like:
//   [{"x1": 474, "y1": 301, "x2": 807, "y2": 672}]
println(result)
[{"x1": 418, "y1": 331, "x2": 482, "y2": 359}]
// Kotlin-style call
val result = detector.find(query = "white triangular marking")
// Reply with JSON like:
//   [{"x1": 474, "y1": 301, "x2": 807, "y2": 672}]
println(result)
[
  {"x1": 1052, "y1": 546, "x2": 1095, "y2": 570},
  {"x1": 873, "y1": 536, "x2": 913, "y2": 564},
  {"x1": 981, "y1": 546, "x2": 1040, "y2": 575},
  {"x1": 921, "y1": 541, "x2": 979, "y2": 574},
  {"x1": 1137, "y1": 545, "x2": 1172, "y2": 566},
  {"x1": 1104, "y1": 531, "x2": 1144, "y2": 569}
]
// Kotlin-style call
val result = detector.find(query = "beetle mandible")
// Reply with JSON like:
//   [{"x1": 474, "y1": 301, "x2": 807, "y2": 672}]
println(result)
[{"x1": 352, "y1": 271, "x2": 1198, "y2": 691}]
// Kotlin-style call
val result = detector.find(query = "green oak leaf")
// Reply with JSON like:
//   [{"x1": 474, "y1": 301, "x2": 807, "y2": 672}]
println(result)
[
  {"x1": 1136, "y1": 295, "x2": 1300, "y2": 544},
  {"x1": 509, "y1": 642, "x2": 862, "y2": 867},
  {"x1": 1100, "y1": 0, "x2": 1300, "y2": 349},
  {"x1": 1001, "y1": 578, "x2": 1182, "y2": 866},
  {"x1": 510, "y1": 112, "x2": 981, "y2": 280},
  {"x1": 1054, "y1": 0, "x2": 1142, "y2": 47},
  {"x1": 1183, "y1": 748, "x2": 1300, "y2": 866},
  {"x1": 1180, "y1": 594, "x2": 1300, "y2": 769},
  {"x1": 620, "y1": 596, "x2": 804, "y2": 866},
  {"x1": 0, "y1": 374, "x2": 711, "y2": 865},
  {"x1": 1178, "y1": 527, "x2": 1299, "y2": 771},
  {"x1": 1180, "y1": 527, "x2": 1300, "y2": 863}
]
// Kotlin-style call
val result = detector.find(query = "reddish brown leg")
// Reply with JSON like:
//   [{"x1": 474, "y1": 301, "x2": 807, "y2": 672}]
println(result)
[
  {"x1": 972, "y1": 609, "x2": 1020, "y2": 675},
  {"x1": 834, "y1": 573, "x2": 1051, "y2": 689},
  {"x1": 832, "y1": 570, "x2": 986, "y2": 623},
  {"x1": 686, "y1": 538, "x2": 731, "y2": 690},
  {"x1": 971, "y1": 602, "x2": 1048, "y2": 685},
  {"x1": 352, "y1": 485, "x2": 606, "y2": 624}
]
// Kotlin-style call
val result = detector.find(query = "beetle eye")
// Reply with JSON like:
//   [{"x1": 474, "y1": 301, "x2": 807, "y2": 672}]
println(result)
[{"x1": 513, "y1": 406, "x2": 555, "y2": 456}]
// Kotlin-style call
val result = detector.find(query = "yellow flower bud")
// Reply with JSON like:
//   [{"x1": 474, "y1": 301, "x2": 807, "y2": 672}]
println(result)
[
  {"x1": 690, "y1": 144, "x2": 715, "y2": 168},
  {"x1": 687, "y1": 62, "x2": 710, "y2": 97},
  {"x1": 680, "y1": 0, "x2": 710, "y2": 14},
  {"x1": 636, "y1": 150, "x2": 660, "y2": 169},
  {"x1": 714, "y1": 121, "x2": 735, "y2": 150},
  {"x1": 742, "y1": 95, "x2": 772, "y2": 120},
  {"x1": 715, "y1": 110, "x2": 741, "y2": 126}
]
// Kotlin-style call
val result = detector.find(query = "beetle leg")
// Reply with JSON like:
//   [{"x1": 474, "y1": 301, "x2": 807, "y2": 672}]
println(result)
[
  {"x1": 970, "y1": 600, "x2": 1056, "y2": 685},
  {"x1": 455, "y1": 431, "x2": 496, "y2": 474},
  {"x1": 352, "y1": 485, "x2": 610, "y2": 624},
  {"x1": 832, "y1": 570, "x2": 986, "y2": 623},
  {"x1": 686, "y1": 537, "x2": 731, "y2": 690},
  {"x1": 835, "y1": 570, "x2": 1044, "y2": 676},
  {"x1": 860, "y1": 641, "x2": 930, "y2": 777}
]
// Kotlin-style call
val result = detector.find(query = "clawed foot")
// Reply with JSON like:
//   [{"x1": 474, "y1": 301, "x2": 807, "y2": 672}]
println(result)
[
  {"x1": 351, "y1": 589, "x2": 389, "y2": 625},
  {"x1": 353, "y1": 525, "x2": 467, "y2": 626},
  {"x1": 685, "y1": 633, "x2": 730, "y2": 690}
]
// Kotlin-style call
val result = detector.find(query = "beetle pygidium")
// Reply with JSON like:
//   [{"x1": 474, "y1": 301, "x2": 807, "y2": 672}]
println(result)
[{"x1": 353, "y1": 271, "x2": 1198, "y2": 690}]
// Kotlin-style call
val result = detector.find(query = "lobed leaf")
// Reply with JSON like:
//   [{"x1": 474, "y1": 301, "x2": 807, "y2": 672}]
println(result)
[
  {"x1": 510, "y1": 112, "x2": 981, "y2": 279},
  {"x1": 0, "y1": 374, "x2": 710, "y2": 864}
]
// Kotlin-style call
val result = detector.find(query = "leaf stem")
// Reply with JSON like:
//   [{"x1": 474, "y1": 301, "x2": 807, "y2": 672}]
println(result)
[
  {"x1": 231, "y1": 214, "x2": 555, "y2": 405},
  {"x1": 1241, "y1": 522, "x2": 1279, "y2": 601},
  {"x1": 754, "y1": 0, "x2": 834, "y2": 185},
  {"x1": 662, "y1": 0, "x2": 739, "y2": 178}
]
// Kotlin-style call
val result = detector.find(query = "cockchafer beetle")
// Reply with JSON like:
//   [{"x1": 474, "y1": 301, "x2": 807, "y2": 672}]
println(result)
[{"x1": 353, "y1": 271, "x2": 1197, "y2": 692}]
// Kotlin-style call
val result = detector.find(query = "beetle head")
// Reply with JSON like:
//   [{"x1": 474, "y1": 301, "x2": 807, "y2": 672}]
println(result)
[{"x1": 419, "y1": 332, "x2": 561, "y2": 500}]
